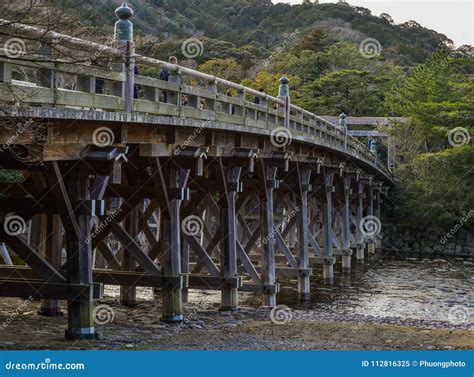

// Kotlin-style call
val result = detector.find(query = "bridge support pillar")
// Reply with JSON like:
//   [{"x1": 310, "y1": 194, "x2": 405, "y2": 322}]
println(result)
[
  {"x1": 120, "y1": 205, "x2": 138, "y2": 307},
  {"x1": 161, "y1": 168, "x2": 187, "y2": 323},
  {"x1": 219, "y1": 166, "x2": 242, "y2": 311},
  {"x1": 368, "y1": 186, "x2": 376, "y2": 255},
  {"x1": 323, "y1": 172, "x2": 335, "y2": 285},
  {"x1": 375, "y1": 189, "x2": 383, "y2": 253},
  {"x1": 355, "y1": 183, "x2": 365, "y2": 263},
  {"x1": 296, "y1": 168, "x2": 311, "y2": 299},
  {"x1": 39, "y1": 215, "x2": 64, "y2": 317},
  {"x1": 341, "y1": 177, "x2": 352, "y2": 272},
  {"x1": 261, "y1": 167, "x2": 278, "y2": 307},
  {"x1": 64, "y1": 165, "x2": 97, "y2": 340}
]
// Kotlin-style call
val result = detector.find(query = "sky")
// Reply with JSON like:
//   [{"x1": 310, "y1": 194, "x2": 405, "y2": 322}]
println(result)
[{"x1": 272, "y1": 0, "x2": 473, "y2": 47}]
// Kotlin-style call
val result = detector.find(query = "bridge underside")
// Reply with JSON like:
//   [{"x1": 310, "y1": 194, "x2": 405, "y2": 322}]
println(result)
[{"x1": 0, "y1": 116, "x2": 388, "y2": 340}]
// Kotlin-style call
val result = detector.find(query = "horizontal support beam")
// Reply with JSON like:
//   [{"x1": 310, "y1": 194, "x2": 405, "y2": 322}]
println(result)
[{"x1": 0, "y1": 278, "x2": 102, "y2": 300}]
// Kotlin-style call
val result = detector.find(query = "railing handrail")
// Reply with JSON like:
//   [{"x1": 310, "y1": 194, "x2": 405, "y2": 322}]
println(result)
[{"x1": 0, "y1": 19, "x2": 391, "y2": 179}]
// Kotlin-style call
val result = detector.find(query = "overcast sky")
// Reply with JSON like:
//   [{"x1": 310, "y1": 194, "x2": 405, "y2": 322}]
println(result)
[{"x1": 272, "y1": 0, "x2": 473, "y2": 47}]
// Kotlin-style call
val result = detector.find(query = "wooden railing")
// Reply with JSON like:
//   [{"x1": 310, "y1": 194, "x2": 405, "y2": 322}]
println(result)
[{"x1": 0, "y1": 20, "x2": 390, "y2": 177}]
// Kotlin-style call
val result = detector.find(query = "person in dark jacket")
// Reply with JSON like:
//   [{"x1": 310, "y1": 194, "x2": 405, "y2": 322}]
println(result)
[
  {"x1": 133, "y1": 65, "x2": 139, "y2": 99},
  {"x1": 254, "y1": 88, "x2": 264, "y2": 105}
]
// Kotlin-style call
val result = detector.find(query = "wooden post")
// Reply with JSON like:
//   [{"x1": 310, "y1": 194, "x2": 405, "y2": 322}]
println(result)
[
  {"x1": 296, "y1": 167, "x2": 311, "y2": 299},
  {"x1": 323, "y1": 171, "x2": 335, "y2": 285},
  {"x1": 65, "y1": 166, "x2": 97, "y2": 340},
  {"x1": 181, "y1": 236, "x2": 190, "y2": 304},
  {"x1": 261, "y1": 166, "x2": 278, "y2": 307},
  {"x1": 368, "y1": 186, "x2": 376, "y2": 255},
  {"x1": 220, "y1": 166, "x2": 242, "y2": 311},
  {"x1": 342, "y1": 177, "x2": 352, "y2": 272},
  {"x1": 161, "y1": 168, "x2": 187, "y2": 323},
  {"x1": 375, "y1": 188, "x2": 382, "y2": 253},
  {"x1": 356, "y1": 182, "x2": 365, "y2": 263},
  {"x1": 39, "y1": 215, "x2": 63, "y2": 316},
  {"x1": 114, "y1": 3, "x2": 135, "y2": 113},
  {"x1": 120, "y1": 206, "x2": 139, "y2": 307}
]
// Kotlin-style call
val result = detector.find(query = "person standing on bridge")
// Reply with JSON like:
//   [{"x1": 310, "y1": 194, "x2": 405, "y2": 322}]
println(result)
[
  {"x1": 253, "y1": 88, "x2": 265, "y2": 105},
  {"x1": 160, "y1": 56, "x2": 178, "y2": 103}
]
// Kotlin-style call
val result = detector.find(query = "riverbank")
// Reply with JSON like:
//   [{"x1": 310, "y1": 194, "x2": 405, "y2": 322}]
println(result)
[{"x1": 0, "y1": 295, "x2": 472, "y2": 350}]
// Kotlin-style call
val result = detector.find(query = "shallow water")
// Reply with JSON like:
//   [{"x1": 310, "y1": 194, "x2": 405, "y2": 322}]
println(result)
[{"x1": 278, "y1": 253, "x2": 473, "y2": 326}]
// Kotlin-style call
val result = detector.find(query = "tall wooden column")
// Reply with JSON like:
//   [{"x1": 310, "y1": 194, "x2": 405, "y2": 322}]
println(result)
[
  {"x1": 39, "y1": 215, "x2": 63, "y2": 316},
  {"x1": 220, "y1": 166, "x2": 242, "y2": 311},
  {"x1": 261, "y1": 166, "x2": 278, "y2": 307},
  {"x1": 356, "y1": 182, "x2": 365, "y2": 263},
  {"x1": 65, "y1": 166, "x2": 97, "y2": 340},
  {"x1": 322, "y1": 171, "x2": 335, "y2": 285},
  {"x1": 341, "y1": 177, "x2": 352, "y2": 272},
  {"x1": 120, "y1": 205, "x2": 139, "y2": 307},
  {"x1": 375, "y1": 188, "x2": 382, "y2": 253},
  {"x1": 296, "y1": 167, "x2": 311, "y2": 299},
  {"x1": 161, "y1": 168, "x2": 187, "y2": 323},
  {"x1": 367, "y1": 185, "x2": 376, "y2": 255}
]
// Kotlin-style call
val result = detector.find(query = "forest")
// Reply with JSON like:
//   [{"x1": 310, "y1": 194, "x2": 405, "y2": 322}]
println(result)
[{"x1": 1, "y1": 0, "x2": 473, "y2": 229}]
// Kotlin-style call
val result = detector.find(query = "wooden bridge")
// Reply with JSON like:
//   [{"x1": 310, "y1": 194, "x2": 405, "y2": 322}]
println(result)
[{"x1": 0, "y1": 4, "x2": 392, "y2": 340}]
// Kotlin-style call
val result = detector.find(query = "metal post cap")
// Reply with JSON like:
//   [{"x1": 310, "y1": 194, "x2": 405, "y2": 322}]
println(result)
[{"x1": 115, "y1": 3, "x2": 134, "y2": 19}]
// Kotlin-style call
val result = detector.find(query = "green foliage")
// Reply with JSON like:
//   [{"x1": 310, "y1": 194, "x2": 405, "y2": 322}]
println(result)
[
  {"x1": 389, "y1": 146, "x2": 474, "y2": 229},
  {"x1": 385, "y1": 51, "x2": 473, "y2": 150},
  {"x1": 199, "y1": 59, "x2": 242, "y2": 81}
]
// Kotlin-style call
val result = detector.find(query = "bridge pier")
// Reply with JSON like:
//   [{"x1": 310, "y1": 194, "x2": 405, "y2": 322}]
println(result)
[
  {"x1": 160, "y1": 166, "x2": 188, "y2": 323},
  {"x1": 367, "y1": 185, "x2": 376, "y2": 256},
  {"x1": 261, "y1": 166, "x2": 278, "y2": 307},
  {"x1": 219, "y1": 165, "x2": 242, "y2": 311},
  {"x1": 296, "y1": 167, "x2": 311, "y2": 299},
  {"x1": 120, "y1": 205, "x2": 139, "y2": 308},
  {"x1": 356, "y1": 182, "x2": 365, "y2": 263},
  {"x1": 61, "y1": 164, "x2": 97, "y2": 340},
  {"x1": 341, "y1": 176, "x2": 352, "y2": 272},
  {"x1": 322, "y1": 171, "x2": 335, "y2": 285}
]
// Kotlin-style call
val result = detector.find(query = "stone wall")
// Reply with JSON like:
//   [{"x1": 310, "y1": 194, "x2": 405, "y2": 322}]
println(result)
[{"x1": 382, "y1": 223, "x2": 474, "y2": 257}]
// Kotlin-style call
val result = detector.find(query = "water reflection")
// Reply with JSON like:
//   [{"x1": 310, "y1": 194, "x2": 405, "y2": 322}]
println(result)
[{"x1": 278, "y1": 253, "x2": 473, "y2": 325}]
